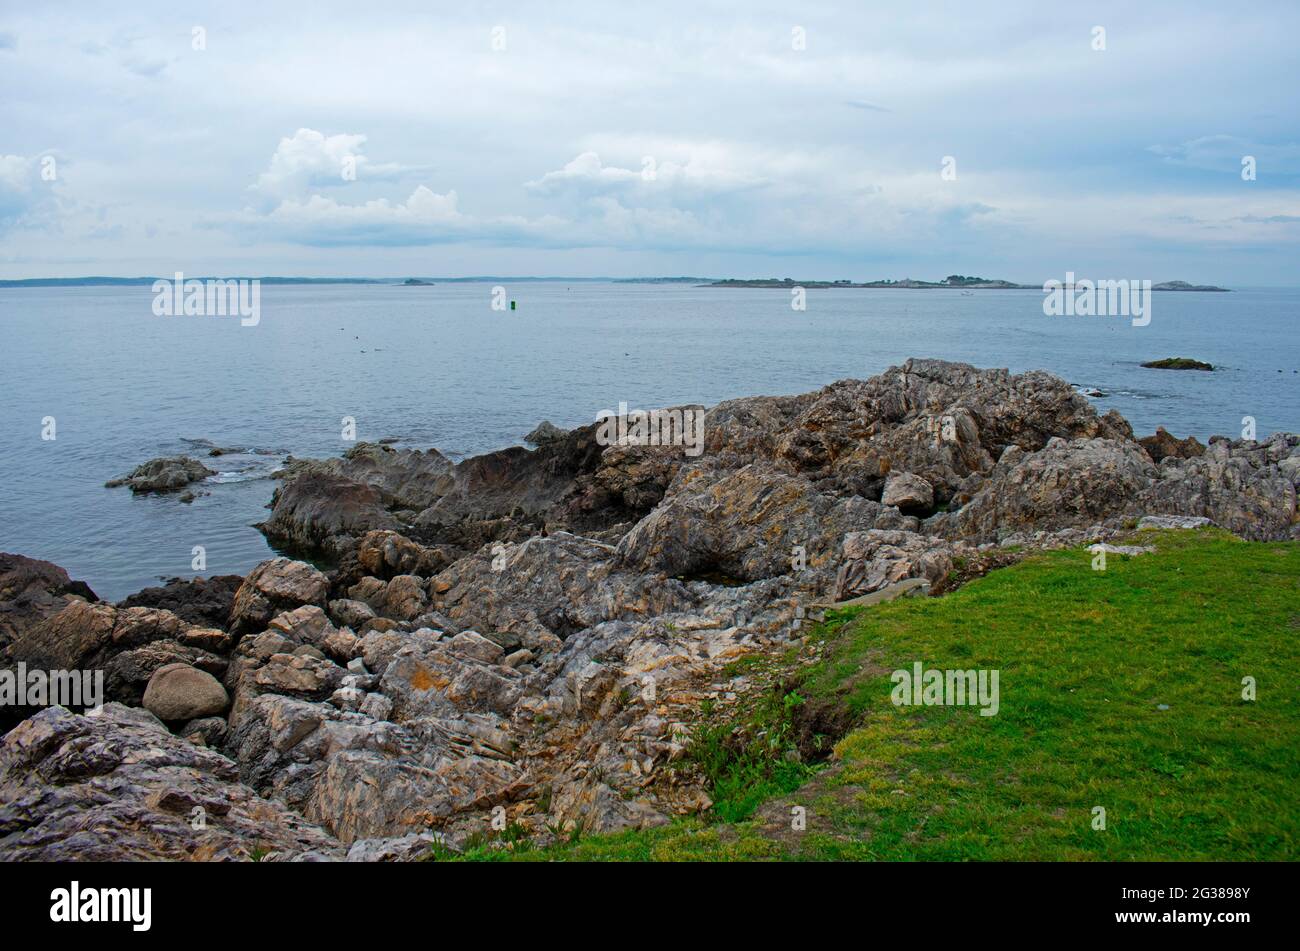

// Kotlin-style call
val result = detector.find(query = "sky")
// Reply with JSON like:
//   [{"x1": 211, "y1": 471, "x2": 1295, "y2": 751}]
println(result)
[{"x1": 1, "y1": 1, "x2": 1298, "y2": 283}]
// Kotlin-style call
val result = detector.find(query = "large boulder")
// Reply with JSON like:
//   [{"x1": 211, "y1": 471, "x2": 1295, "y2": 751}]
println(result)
[
  {"x1": 229, "y1": 558, "x2": 330, "y2": 634},
  {"x1": 833, "y1": 530, "x2": 960, "y2": 601},
  {"x1": 881, "y1": 472, "x2": 935, "y2": 514},
  {"x1": 142, "y1": 663, "x2": 229, "y2": 720}
]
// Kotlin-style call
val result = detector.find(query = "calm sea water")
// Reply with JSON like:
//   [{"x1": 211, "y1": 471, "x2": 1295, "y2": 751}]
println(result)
[{"x1": 1, "y1": 282, "x2": 1297, "y2": 600}]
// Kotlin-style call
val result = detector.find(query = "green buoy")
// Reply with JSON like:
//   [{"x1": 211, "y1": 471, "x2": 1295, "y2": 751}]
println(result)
[{"x1": 510, "y1": 300, "x2": 516, "y2": 310}]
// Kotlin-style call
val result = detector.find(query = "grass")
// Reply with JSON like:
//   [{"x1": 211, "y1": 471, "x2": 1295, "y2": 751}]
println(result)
[{"x1": 449, "y1": 529, "x2": 1300, "y2": 861}]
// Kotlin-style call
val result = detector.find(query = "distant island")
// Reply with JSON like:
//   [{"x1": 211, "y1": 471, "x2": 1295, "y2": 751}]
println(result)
[
  {"x1": 704, "y1": 275, "x2": 1231, "y2": 291},
  {"x1": 0, "y1": 274, "x2": 1230, "y2": 290}
]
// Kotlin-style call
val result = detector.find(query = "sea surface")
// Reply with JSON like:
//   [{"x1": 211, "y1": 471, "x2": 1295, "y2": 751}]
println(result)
[{"x1": 1, "y1": 282, "x2": 1296, "y2": 601}]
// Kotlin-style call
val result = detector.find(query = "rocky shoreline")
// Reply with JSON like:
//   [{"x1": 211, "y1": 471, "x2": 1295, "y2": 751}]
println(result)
[{"x1": 2, "y1": 358, "x2": 1296, "y2": 861}]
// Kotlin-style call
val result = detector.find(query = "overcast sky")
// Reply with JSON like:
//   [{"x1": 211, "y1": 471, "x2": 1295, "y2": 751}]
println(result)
[{"x1": 2, "y1": 1, "x2": 1297, "y2": 282}]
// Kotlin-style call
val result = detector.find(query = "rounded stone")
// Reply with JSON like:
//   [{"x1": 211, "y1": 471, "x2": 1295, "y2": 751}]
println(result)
[{"x1": 142, "y1": 663, "x2": 229, "y2": 721}]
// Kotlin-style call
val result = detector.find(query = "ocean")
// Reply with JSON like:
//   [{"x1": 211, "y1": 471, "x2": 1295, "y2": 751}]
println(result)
[{"x1": 1, "y1": 282, "x2": 1296, "y2": 600}]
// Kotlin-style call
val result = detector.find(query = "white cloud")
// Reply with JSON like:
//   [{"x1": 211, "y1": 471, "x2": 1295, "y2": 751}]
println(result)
[{"x1": 250, "y1": 128, "x2": 428, "y2": 207}]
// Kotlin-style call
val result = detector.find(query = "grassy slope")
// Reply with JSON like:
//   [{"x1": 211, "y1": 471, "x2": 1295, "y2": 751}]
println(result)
[{"x1": 454, "y1": 530, "x2": 1299, "y2": 861}]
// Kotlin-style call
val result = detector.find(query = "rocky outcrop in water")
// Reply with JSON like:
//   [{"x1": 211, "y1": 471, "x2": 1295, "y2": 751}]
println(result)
[
  {"x1": 2, "y1": 359, "x2": 1296, "y2": 860},
  {"x1": 105, "y1": 456, "x2": 215, "y2": 493}
]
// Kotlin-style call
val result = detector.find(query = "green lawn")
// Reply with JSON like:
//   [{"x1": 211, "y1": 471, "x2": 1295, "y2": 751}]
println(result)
[{"x1": 452, "y1": 529, "x2": 1300, "y2": 861}]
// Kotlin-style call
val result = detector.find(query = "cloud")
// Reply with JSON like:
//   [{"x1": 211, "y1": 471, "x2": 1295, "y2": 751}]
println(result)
[
  {"x1": 525, "y1": 152, "x2": 644, "y2": 195},
  {"x1": 230, "y1": 185, "x2": 562, "y2": 248},
  {"x1": 525, "y1": 144, "x2": 778, "y2": 199},
  {"x1": 0, "y1": 154, "x2": 61, "y2": 231},
  {"x1": 1148, "y1": 135, "x2": 1300, "y2": 175},
  {"x1": 250, "y1": 128, "x2": 429, "y2": 207},
  {"x1": 844, "y1": 100, "x2": 891, "y2": 113}
]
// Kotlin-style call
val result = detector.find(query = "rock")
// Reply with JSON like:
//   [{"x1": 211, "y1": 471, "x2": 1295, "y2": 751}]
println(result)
[
  {"x1": 329, "y1": 598, "x2": 376, "y2": 629},
  {"x1": 267, "y1": 605, "x2": 336, "y2": 647},
  {"x1": 449, "y1": 631, "x2": 506, "y2": 665},
  {"x1": 118, "y1": 574, "x2": 242, "y2": 628},
  {"x1": 382, "y1": 575, "x2": 429, "y2": 621},
  {"x1": 937, "y1": 438, "x2": 1159, "y2": 541},
  {"x1": 502, "y1": 648, "x2": 534, "y2": 668},
  {"x1": 229, "y1": 558, "x2": 329, "y2": 634},
  {"x1": 260, "y1": 444, "x2": 454, "y2": 556},
  {"x1": 346, "y1": 832, "x2": 442, "y2": 862},
  {"x1": 0, "y1": 705, "x2": 343, "y2": 860},
  {"x1": 179, "y1": 716, "x2": 228, "y2": 747},
  {"x1": 1141, "y1": 357, "x2": 1213, "y2": 371},
  {"x1": 0, "y1": 553, "x2": 97, "y2": 648},
  {"x1": 260, "y1": 471, "x2": 403, "y2": 557},
  {"x1": 1140, "y1": 427, "x2": 1206, "y2": 462},
  {"x1": 359, "y1": 692, "x2": 393, "y2": 721},
  {"x1": 105, "y1": 456, "x2": 215, "y2": 493},
  {"x1": 811, "y1": 577, "x2": 931, "y2": 611},
  {"x1": 251, "y1": 653, "x2": 346, "y2": 700},
  {"x1": 1090, "y1": 543, "x2": 1154, "y2": 557},
  {"x1": 525, "y1": 420, "x2": 568, "y2": 445},
  {"x1": 1139, "y1": 438, "x2": 1298, "y2": 541},
  {"x1": 616, "y1": 466, "x2": 910, "y2": 584},
  {"x1": 433, "y1": 532, "x2": 693, "y2": 648},
  {"x1": 881, "y1": 472, "x2": 935, "y2": 513},
  {"x1": 354, "y1": 530, "x2": 449, "y2": 580},
  {"x1": 143, "y1": 663, "x2": 229, "y2": 720},
  {"x1": 833, "y1": 531, "x2": 957, "y2": 601},
  {"x1": 1137, "y1": 515, "x2": 1213, "y2": 531},
  {"x1": 11, "y1": 357, "x2": 1289, "y2": 861}
]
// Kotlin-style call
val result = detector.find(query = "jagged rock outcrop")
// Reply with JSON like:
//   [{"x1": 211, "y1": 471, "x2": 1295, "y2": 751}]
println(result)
[
  {"x1": 431, "y1": 532, "x2": 697, "y2": 649},
  {"x1": 525, "y1": 420, "x2": 568, "y2": 445},
  {"x1": 0, "y1": 704, "x2": 343, "y2": 860},
  {"x1": 932, "y1": 437, "x2": 1161, "y2": 542},
  {"x1": 3, "y1": 601, "x2": 229, "y2": 707},
  {"x1": 1139, "y1": 433, "x2": 1299, "y2": 541},
  {"x1": 0, "y1": 553, "x2": 97, "y2": 649},
  {"x1": 1140, "y1": 426, "x2": 1206, "y2": 462},
  {"x1": 2, "y1": 359, "x2": 1296, "y2": 860},
  {"x1": 118, "y1": 574, "x2": 243, "y2": 629},
  {"x1": 229, "y1": 558, "x2": 330, "y2": 635}
]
